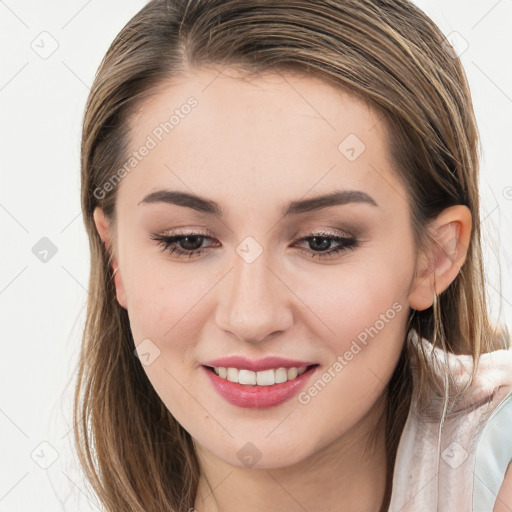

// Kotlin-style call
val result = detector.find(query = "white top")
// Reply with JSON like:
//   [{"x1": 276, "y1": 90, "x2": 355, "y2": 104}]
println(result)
[{"x1": 389, "y1": 328, "x2": 512, "y2": 511}]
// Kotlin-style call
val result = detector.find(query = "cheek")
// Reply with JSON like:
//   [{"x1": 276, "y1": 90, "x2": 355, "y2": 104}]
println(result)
[
  {"x1": 294, "y1": 251, "x2": 414, "y2": 349},
  {"x1": 126, "y1": 268, "x2": 205, "y2": 346},
  {"x1": 124, "y1": 268, "x2": 209, "y2": 421},
  {"x1": 119, "y1": 233, "x2": 202, "y2": 336},
  {"x1": 291, "y1": 260, "x2": 411, "y2": 438},
  {"x1": 124, "y1": 261, "x2": 222, "y2": 407}
]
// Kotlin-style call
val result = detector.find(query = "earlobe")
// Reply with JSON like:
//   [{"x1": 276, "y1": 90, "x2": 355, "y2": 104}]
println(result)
[{"x1": 408, "y1": 205, "x2": 472, "y2": 311}]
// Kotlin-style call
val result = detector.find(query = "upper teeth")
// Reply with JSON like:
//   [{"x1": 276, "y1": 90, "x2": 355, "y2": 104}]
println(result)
[{"x1": 213, "y1": 366, "x2": 307, "y2": 386}]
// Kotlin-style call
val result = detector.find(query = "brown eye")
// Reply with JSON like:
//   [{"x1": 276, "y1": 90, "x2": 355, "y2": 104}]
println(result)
[
  {"x1": 176, "y1": 235, "x2": 206, "y2": 251},
  {"x1": 150, "y1": 232, "x2": 217, "y2": 258},
  {"x1": 296, "y1": 232, "x2": 358, "y2": 259}
]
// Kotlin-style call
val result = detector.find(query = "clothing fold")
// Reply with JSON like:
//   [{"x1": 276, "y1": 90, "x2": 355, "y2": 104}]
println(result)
[{"x1": 388, "y1": 328, "x2": 512, "y2": 512}]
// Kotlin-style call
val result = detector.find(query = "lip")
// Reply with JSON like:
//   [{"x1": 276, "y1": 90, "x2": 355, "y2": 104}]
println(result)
[
  {"x1": 201, "y1": 356, "x2": 317, "y2": 372},
  {"x1": 202, "y1": 364, "x2": 319, "y2": 409}
]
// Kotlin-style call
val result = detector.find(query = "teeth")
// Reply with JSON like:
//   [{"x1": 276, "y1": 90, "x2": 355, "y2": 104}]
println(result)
[
  {"x1": 239, "y1": 369, "x2": 256, "y2": 385},
  {"x1": 212, "y1": 366, "x2": 308, "y2": 385},
  {"x1": 287, "y1": 367, "x2": 298, "y2": 380},
  {"x1": 227, "y1": 367, "x2": 239, "y2": 383},
  {"x1": 256, "y1": 369, "x2": 275, "y2": 386}
]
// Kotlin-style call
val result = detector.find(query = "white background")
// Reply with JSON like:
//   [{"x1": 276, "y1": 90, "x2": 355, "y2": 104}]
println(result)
[{"x1": 0, "y1": 1, "x2": 511, "y2": 510}]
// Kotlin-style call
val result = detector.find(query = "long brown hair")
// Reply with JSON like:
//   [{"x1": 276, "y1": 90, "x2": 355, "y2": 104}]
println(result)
[{"x1": 75, "y1": 1, "x2": 509, "y2": 510}]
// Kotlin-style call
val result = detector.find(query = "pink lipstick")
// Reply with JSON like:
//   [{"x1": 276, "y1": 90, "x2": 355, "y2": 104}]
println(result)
[{"x1": 201, "y1": 356, "x2": 318, "y2": 409}]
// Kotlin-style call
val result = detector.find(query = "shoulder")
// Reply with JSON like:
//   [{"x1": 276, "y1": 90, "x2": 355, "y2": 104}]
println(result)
[
  {"x1": 494, "y1": 462, "x2": 512, "y2": 512},
  {"x1": 389, "y1": 330, "x2": 512, "y2": 511},
  {"x1": 411, "y1": 329, "x2": 512, "y2": 511},
  {"x1": 474, "y1": 391, "x2": 512, "y2": 511}
]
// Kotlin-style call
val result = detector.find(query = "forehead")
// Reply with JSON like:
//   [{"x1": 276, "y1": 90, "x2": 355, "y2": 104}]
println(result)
[{"x1": 117, "y1": 66, "x2": 406, "y2": 217}]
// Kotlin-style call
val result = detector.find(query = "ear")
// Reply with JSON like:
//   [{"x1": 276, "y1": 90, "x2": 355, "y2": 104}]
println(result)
[
  {"x1": 93, "y1": 207, "x2": 128, "y2": 310},
  {"x1": 409, "y1": 205, "x2": 472, "y2": 311}
]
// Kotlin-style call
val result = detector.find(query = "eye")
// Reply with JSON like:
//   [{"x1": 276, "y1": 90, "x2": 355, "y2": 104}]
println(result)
[
  {"x1": 149, "y1": 230, "x2": 358, "y2": 260},
  {"x1": 150, "y1": 231, "x2": 217, "y2": 259},
  {"x1": 295, "y1": 231, "x2": 358, "y2": 259}
]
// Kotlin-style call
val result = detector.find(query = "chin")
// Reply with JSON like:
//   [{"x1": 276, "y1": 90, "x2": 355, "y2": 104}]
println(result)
[{"x1": 197, "y1": 434, "x2": 316, "y2": 470}]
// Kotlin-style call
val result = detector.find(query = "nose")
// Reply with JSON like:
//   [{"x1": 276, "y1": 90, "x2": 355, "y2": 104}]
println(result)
[{"x1": 214, "y1": 248, "x2": 294, "y2": 344}]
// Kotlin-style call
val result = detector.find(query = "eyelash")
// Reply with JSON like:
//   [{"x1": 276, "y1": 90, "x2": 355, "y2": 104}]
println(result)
[{"x1": 150, "y1": 230, "x2": 358, "y2": 260}]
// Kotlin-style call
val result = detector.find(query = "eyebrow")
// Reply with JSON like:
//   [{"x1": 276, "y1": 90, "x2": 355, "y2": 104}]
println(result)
[{"x1": 137, "y1": 188, "x2": 378, "y2": 216}]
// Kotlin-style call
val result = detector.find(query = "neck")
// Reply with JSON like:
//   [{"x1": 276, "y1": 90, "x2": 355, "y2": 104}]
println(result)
[{"x1": 193, "y1": 391, "x2": 390, "y2": 512}]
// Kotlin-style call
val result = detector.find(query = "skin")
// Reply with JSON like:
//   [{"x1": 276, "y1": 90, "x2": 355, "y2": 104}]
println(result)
[{"x1": 94, "y1": 66, "x2": 473, "y2": 511}]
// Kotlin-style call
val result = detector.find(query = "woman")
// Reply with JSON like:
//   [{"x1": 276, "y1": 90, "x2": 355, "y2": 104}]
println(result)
[{"x1": 75, "y1": 1, "x2": 512, "y2": 510}]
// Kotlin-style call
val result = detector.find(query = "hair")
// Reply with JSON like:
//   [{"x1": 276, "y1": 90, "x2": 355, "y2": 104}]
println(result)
[{"x1": 75, "y1": 1, "x2": 510, "y2": 510}]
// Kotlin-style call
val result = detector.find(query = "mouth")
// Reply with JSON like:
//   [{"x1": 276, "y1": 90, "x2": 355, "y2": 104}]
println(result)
[
  {"x1": 201, "y1": 364, "x2": 319, "y2": 409},
  {"x1": 202, "y1": 364, "x2": 318, "y2": 386}
]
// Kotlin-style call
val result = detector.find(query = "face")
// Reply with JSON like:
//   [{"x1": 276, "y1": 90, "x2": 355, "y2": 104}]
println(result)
[{"x1": 95, "y1": 66, "x2": 419, "y2": 469}]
